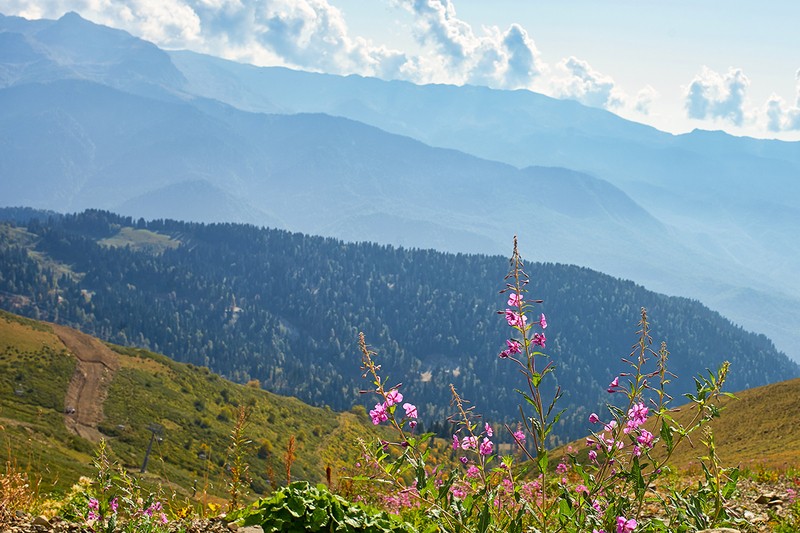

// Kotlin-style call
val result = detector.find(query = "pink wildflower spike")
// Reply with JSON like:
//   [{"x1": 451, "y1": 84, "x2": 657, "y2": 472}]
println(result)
[
  {"x1": 369, "y1": 403, "x2": 388, "y2": 425},
  {"x1": 507, "y1": 292, "x2": 522, "y2": 307},
  {"x1": 385, "y1": 389, "x2": 403, "y2": 406},
  {"x1": 479, "y1": 437, "x2": 493, "y2": 456}
]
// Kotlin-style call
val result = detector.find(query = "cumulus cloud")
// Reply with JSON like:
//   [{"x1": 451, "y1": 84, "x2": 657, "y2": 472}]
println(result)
[
  {"x1": 551, "y1": 56, "x2": 623, "y2": 109},
  {"x1": 394, "y1": 0, "x2": 543, "y2": 89},
  {"x1": 0, "y1": 0, "x2": 413, "y2": 77},
  {"x1": 684, "y1": 66, "x2": 750, "y2": 126},
  {"x1": 634, "y1": 85, "x2": 659, "y2": 115},
  {"x1": 763, "y1": 70, "x2": 800, "y2": 132},
  {"x1": 0, "y1": 0, "x2": 648, "y2": 112}
]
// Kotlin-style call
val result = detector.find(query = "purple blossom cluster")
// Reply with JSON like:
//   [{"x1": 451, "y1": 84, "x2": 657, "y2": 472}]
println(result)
[{"x1": 369, "y1": 388, "x2": 418, "y2": 429}]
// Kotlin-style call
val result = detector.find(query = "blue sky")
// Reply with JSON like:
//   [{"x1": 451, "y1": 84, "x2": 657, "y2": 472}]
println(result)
[{"x1": 3, "y1": 0, "x2": 799, "y2": 140}]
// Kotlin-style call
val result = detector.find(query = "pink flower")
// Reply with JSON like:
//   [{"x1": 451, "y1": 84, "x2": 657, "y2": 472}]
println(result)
[
  {"x1": 479, "y1": 437, "x2": 493, "y2": 456},
  {"x1": 485, "y1": 423, "x2": 493, "y2": 437},
  {"x1": 409, "y1": 420, "x2": 417, "y2": 429},
  {"x1": 556, "y1": 462, "x2": 568, "y2": 474},
  {"x1": 461, "y1": 436, "x2": 478, "y2": 450},
  {"x1": 109, "y1": 497, "x2": 118, "y2": 513},
  {"x1": 637, "y1": 429, "x2": 655, "y2": 449},
  {"x1": 531, "y1": 333, "x2": 546, "y2": 348},
  {"x1": 607, "y1": 376, "x2": 621, "y2": 393},
  {"x1": 506, "y1": 339, "x2": 521, "y2": 354},
  {"x1": 466, "y1": 465, "x2": 480, "y2": 478},
  {"x1": 513, "y1": 430, "x2": 526, "y2": 443},
  {"x1": 588, "y1": 413, "x2": 600, "y2": 424},
  {"x1": 402, "y1": 402, "x2": 417, "y2": 419},
  {"x1": 539, "y1": 313, "x2": 547, "y2": 329},
  {"x1": 452, "y1": 434, "x2": 460, "y2": 450},
  {"x1": 505, "y1": 309, "x2": 527, "y2": 328},
  {"x1": 616, "y1": 516, "x2": 637, "y2": 533},
  {"x1": 576, "y1": 484, "x2": 588, "y2": 495},
  {"x1": 86, "y1": 511, "x2": 99, "y2": 522},
  {"x1": 627, "y1": 402, "x2": 648, "y2": 427},
  {"x1": 507, "y1": 292, "x2": 522, "y2": 307},
  {"x1": 588, "y1": 450, "x2": 598, "y2": 462},
  {"x1": 385, "y1": 389, "x2": 403, "y2": 406},
  {"x1": 369, "y1": 403, "x2": 388, "y2": 425},
  {"x1": 159, "y1": 513, "x2": 168, "y2": 524},
  {"x1": 88, "y1": 498, "x2": 99, "y2": 511},
  {"x1": 451, "y1": 485, "x2": 466, "y2": 499}
]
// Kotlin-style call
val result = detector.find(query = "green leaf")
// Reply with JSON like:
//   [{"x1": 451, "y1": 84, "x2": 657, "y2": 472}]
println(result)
[
  {"x1": 660, "y1": 418, "x2": 674, "y2": 453},
  {"x1": 537, "y1": 450, "x2": 548, "y2": 474}
]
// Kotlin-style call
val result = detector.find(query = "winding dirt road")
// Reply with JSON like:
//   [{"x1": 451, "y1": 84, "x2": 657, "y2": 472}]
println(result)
[{"x1": 53, "y1": 324, "x2": 120, "y2": 443}]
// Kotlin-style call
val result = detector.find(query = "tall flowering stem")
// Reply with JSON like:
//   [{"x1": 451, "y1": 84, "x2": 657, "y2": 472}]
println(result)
[{"x1": 498, "y1": 236, "x2": 562, "y2": 531}]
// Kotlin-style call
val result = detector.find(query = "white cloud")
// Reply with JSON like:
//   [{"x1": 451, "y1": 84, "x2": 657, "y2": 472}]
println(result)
[
  {"x1": 552, "y1": 56, "x2": 623, "y2": 109},
  {"x1": 762, "y1": 70, "x2": 800, "y2": 132},
  {"x1": 0, "y1": 0, "x2": 649, "y2": 114},
  {"x1": 634, "y1": 85, "x2": 658, "y2": 115},
  {"x1": 394, "y1": 0, "x2": 544, "y2": 89},
  {"x1": 684, "y1": 66, "x2": 750, "y2": 126},
  {"x1": 0, "y1": 0, "x2": 415, "y2": 77}
]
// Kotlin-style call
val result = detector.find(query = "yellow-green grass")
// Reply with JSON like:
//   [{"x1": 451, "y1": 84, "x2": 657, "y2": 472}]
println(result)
[
  {"x1": 98, "y1": 227, "x2": 180, "y2": 254},
  {"x1": 0, "y1": 309, "x2": 385, "y2": 501},
  {"x1": 654, "y1": 378, "x2": 800, "y2": 472},
  {"x1": 554, "y1": 378, "x2": 800, "y2": 475}
]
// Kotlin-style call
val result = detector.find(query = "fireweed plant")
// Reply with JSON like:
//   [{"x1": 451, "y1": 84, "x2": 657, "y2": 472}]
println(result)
[
  {"x1": 61, "y1": 440, "x2": 170, "y2": 533},
  {"x1": 356, "y1": 238, "x2": 739, "y2": 533}
]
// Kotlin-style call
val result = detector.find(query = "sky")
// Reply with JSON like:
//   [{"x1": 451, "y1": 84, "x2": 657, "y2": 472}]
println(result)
[{"x1": 3, "y1": 0, "x2": 800, "y2": 140}]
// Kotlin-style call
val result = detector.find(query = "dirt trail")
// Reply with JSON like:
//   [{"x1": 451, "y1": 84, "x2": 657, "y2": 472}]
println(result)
[{"x1": 53, "y1": 324, "x2": 120, "y2": 443}]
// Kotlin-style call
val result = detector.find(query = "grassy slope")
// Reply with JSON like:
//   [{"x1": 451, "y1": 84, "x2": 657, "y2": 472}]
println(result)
[
  {"x1": 656, "y1": 378, "x2": 800, "y2": 472},
  {"x1": 0, "y1": 309, "x2": 379, "y2": 499},
  {"x1": 556, "y1": 379, "x2": 800, "y2": 474}
]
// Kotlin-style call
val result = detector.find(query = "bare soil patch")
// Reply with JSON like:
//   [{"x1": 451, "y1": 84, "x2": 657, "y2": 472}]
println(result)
[{"x1": 53, "y1": 324, "x2": 120, "y2": 443}]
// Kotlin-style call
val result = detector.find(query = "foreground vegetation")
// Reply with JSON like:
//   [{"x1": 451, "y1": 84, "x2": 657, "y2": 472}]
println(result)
[{"x1": 1, "y1": 236, "x2": 799, "y2": 531}]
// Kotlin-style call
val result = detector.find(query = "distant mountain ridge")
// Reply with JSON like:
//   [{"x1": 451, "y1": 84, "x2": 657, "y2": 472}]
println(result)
[{"x1": 0, "y1": 12, "x2": 798, "y2": 363}]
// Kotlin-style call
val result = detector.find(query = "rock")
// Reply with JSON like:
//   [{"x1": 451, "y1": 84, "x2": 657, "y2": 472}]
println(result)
[
  {"x1": 237, "y1": 527, "x2": 264, "y2": 533},
  {"x1": 226, "y1": 522, "x2": 239, "y2": 531},
  {"x1": 31, "y1": 515, "x2": 51, "y2": 529},
  {"x1": 755, "y1": 492, "x2": 778, "y2": 505}
]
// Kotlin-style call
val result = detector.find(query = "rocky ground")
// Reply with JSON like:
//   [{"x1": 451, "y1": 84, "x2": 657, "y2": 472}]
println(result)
[{"x1": 4, "y1": 479, "x2": 796, "y2": 532}]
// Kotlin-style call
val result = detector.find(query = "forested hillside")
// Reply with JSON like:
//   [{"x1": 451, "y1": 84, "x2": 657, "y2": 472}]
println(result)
[{"x1": 0, "y1": 209, "x2": 796, "y2": 442}]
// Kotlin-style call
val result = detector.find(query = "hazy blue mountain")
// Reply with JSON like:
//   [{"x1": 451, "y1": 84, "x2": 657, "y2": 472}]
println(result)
[
  {"x1": 1, "y1": 12, "x2": 799, "y2": 362},
  {"x1": 168, "y1": 50, "x2": 800, "y2": 363},
  {"x1": 0, "y1": 78, "x2": 673, "y2": 264}
]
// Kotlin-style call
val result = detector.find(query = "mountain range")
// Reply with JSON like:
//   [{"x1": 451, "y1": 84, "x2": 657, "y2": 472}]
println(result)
[{"x1": 0, "y1": 11, "x2": 798, "y2": 365}]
